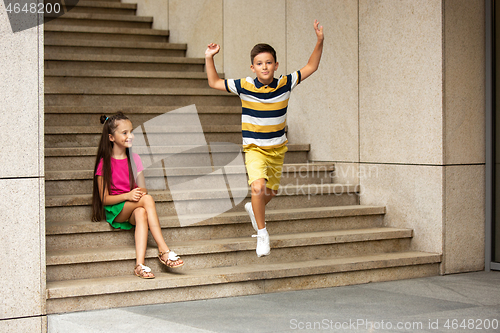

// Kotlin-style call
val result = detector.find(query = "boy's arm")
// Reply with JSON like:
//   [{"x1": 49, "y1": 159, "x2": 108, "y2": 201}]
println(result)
[
  {"x1": 300, "y1": 20, "x2": 324, "y2": 81},
  {"x1": 205, "y1": 43, "x2": 227, "y2": 92}
]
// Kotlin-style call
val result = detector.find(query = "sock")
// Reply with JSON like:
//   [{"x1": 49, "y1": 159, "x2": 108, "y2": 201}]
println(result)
[{"x1": 258, "y1": 227, "x2": 268, "y2": 236}]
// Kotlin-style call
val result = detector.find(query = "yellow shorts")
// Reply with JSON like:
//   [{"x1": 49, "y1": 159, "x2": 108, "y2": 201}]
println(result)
[{"x1": 244, "y1": 145, "x2": 288, "y2": 191}]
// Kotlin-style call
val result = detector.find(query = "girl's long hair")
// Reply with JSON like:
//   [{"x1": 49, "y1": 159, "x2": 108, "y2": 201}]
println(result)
[{"x1": 91, "y1": 112, "x2": 138, "y2": 222}]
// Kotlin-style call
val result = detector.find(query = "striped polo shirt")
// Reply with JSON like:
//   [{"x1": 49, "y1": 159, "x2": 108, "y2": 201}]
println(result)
[{"x1": 225, "y1": 70, "x2": 301, "y2": 149}]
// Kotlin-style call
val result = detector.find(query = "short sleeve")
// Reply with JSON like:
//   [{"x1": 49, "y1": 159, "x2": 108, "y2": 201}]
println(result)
[
  {"x1": 224, "y1": 79, "x2": 240, "y2": 95},
  {"x1": 289, "y1": 70, "x2": 301, "y2": 91},
  {"x1": 95, "y1": 158, "x2": 103, "y2": 176},
  {"x1": 133, "y1": 153, "x2": 144, "y2": 174}
]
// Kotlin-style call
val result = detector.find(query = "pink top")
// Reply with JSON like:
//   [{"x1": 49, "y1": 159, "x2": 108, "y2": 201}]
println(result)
[{"x1": 95, "y1": 153, "x2": 144, "y2": 195}]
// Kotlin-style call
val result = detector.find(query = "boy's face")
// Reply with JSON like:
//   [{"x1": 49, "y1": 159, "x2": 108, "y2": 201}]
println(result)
[{"x1": 251, "y1": 52, "x2": 279, "y2": 85}]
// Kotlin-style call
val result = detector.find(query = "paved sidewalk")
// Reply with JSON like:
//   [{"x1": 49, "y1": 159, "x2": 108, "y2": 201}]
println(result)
[{"x1": 48, "y1": 271, "x2": 500, "y2": 333}]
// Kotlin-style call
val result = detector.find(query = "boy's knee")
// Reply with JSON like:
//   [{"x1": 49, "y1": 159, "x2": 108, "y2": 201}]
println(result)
[{"x1": 251, "y1": 179, "x2": 267, "y2": 196}]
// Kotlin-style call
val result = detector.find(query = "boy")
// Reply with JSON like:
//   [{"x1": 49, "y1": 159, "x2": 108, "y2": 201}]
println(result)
[{"x1": 205, "y1": 20, "x2": 324, "y2": 257}]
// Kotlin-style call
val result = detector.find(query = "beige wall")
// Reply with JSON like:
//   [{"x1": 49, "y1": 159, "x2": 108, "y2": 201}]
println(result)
[
  {"x1": 358, "y1": 0, "x2": 445, "y2": 256},
  {"x1": 0, "y1": 4, "x2": 46, "y2": 332},
  {"x1": 144, "y1": 0, "x2": 485, "y2": 273},
  {"x1": 0, "y1": 3, "x2": 486, "y2": 331}
]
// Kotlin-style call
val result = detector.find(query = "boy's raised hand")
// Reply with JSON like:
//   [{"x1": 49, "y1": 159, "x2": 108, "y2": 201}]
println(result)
[
  {"x1": 205, "y1": 43, "x2": 220, "y2": 58},
  {"x1": 314, "y1": 19, "x2": 324, "y2": 41}
]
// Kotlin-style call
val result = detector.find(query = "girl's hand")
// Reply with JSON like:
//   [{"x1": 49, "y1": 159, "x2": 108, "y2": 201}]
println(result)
[
  {"x1": 314, "y1": 20, "x2": 324, "y2": 41},
  {"x1": 205, "y1": 43, "x2": 220, "y2": 58},
  {"x1": 128, "y1": 188, "x2": 144, "y2": 202}
]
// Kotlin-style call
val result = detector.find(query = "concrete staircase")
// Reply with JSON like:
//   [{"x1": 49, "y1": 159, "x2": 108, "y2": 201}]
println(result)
[{"x1": 44, "y1": 0, "x2": 441, "y2": 314}]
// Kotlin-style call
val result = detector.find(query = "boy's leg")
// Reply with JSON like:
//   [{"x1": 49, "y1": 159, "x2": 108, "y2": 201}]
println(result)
[{"x1": 250, "y1": 178, "x2": 276, "y2": 229}]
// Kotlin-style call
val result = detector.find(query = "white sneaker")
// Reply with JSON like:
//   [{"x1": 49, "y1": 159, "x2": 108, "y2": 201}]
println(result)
[
  {"x1": 253, "y1": 232, "x2": 270, "y2": 257},
  {"x1": 245, "y1": 202, "x2": 259, "y2": 232}
]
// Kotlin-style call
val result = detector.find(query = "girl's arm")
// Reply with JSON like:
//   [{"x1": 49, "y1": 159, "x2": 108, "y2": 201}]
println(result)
[
  {"x1": 300, "y1": 20, "x2": 324, "y2": 81},
  {"x1": 136, "y1": 171, "x2": 148, "y2": 195},
  {"x1": 96, "y1": 175, "x2": 143, "y2": 205}
]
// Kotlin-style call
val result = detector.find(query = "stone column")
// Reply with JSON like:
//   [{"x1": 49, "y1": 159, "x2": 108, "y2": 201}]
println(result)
[
  {"x1": 358, "y1": 0, "x2": 485, "y2": 274},
  {"x1": 442, "y1": 0, "x2": 485, "y2": 273},
  {"x1": 0, "y1": 2, "x2": 46, "y2": 332}
]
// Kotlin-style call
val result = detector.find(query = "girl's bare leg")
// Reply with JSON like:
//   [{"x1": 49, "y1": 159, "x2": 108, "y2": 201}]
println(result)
[
  {"x1": 115, "y1": 195, "x2": 183, "y2": 265},
  {"x1": 124, "y1": 207, "x2": 154, "y2": 278}
]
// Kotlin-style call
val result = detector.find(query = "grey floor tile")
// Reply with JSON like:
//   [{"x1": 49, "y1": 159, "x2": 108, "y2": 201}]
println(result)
[{"x1": 48, "y1": 272, "x2": 500, "y2": 333}]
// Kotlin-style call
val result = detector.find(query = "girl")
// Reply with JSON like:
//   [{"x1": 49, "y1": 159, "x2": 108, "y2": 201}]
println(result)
[{"x1": 91, "y1": 112, "x2": 183, "y2": 279}]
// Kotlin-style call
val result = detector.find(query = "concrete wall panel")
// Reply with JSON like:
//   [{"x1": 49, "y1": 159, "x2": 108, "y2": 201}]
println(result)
[
  {"x1": 286, "y1": 0, "x2": 359, "y2": 162},
  {"x1": 359, "y1": 0, "x2": 443, "y2": 165},
  {"x1": 223, "y1": 0, "x2": 286, "y2": 79},
  {"x1": 444, "y1": 165, "x2": 485, "y2": 273},
  {"x1": 444, "y1": 0, "x2": 485, "y2": 164},
  {"x1": 169, "y1": 0, "x2": 223, "y2": 71},
  {"x1": 360, "y1": 164, "x2": 444, "y2": 254},
  {"x1": 0, "y1": 178, "x2": 45, "y2": 319}
]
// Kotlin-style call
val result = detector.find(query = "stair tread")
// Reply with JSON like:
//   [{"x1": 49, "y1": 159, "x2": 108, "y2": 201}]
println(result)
[
  {"x1": 45, "y1": 162, "x2": 335, "y2": 181},
  {"x1": 46, "y1": 12, "x2": 153, "y2": 23},
  {"x1": 44, "y1": 25, "x2": 168, "y2": 36},
  {"x1": 46, "y1": 227, "x2": 413, "y2": 265},
  {"x1": 45, "y1": 144, "x2": 310, "y2": 156},
  {"x1": 45, "y1": 105, "x2": 240, "y2": 114},
  {"x1": 46, "y1": 205, "x2": 384, "y2": 234},
  {"x1": 45, "y1": 87, "x2": 227, "y2": 96},
  {"x1": 70, "y1": 1, "x2": 137, "y2": 9},
  {"x1": 45, "y1": 125, "x2": 242, "y2": 134},
  {"x1": 45, "y1": 183, "x2": 357, "y2": 207},
  {"x1": 45, "y1": 53, "x2": 203, "y2": 63},
  {"x1": 46, "y1": 251, "x2": 442, "y2": 299},
  {"x1": 45, "y1": 39, "x2": 186, "y2": 50},
  {"x1": 45, "y1": 69, "x2": 208, "y2": 79}
]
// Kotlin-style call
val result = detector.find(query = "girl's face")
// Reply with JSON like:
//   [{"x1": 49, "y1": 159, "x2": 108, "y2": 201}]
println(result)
[{"x1": 109, "y1": 119, "x2": 134, "y2": 149}]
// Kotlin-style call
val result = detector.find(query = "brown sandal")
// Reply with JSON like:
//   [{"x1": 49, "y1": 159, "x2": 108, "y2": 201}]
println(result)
[
  {"x1": 158, "y1": 250, "x2": 184, "y2": 268},
  {"x1": 134, "y1": 264, "x2": 155, "y2": 279}
]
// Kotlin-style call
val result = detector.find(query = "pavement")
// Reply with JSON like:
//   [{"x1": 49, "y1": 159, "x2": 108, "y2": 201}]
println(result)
[{"x1": 47, "y1": 271, "x2": 500, "y2": 333}]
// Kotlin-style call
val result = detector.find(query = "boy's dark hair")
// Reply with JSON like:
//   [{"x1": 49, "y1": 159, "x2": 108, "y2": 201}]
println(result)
[{"x1": 251, "y1": 44, "x2": 277, "y2": 64}]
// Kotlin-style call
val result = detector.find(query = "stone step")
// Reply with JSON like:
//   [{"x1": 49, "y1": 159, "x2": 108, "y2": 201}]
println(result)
[
  {"x1": 45, "y1": 162, "x2": 335, "y2": 195},
  {"x1": 45, "y1": 69, "x2": 209, "y2": 89},
  {"x1": 45, "y1": 52, "x2": 204, "y2": 72},
  {"x1": 78, "y1": 0, "x2": 122, "y2": 2},
  {"x1": 45, "y1": 11, "x2": 151, "y2": 28},
  {"x1": 43, "y1": 124, "x2": 265, "y2": 147},
  {"x1": 44, "y1": 39, "x2": 186, "y2": 57},
  {"x1": 44, "y1": 25, "x2": 168, "y2": 42},
  {"x1": 45, "y1": 90, "x2": 239, "y2": 107},
  {"x1": 45, "y1": 183, "x2": 359, "y2": 222},
  {"x1": 45, "y1": 12, "x2": 153, "y2": 29},
  {"x1": 44, "y1": 144, "x2": 310, "y2": 172},
  {"x1": 46, "y1": 205, "x2": 385, "y2": 250},
  {"x1": 44, "y1": 105, "x2": 241, "y2": 126},
  {"x1": 46, "y1": 1, "x2": 138, "y2": 16},
  {"x1": 45, "y1": 251, "x2": 441, "y2": 314},
  {"x1": 46, "y1": 227, "x2": 411, "y2": 281}
]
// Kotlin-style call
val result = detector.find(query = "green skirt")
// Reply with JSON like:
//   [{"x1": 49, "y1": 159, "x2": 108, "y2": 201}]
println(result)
[{"x1": 104, "y1": 202, "x2": 134, "y2": 230}]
